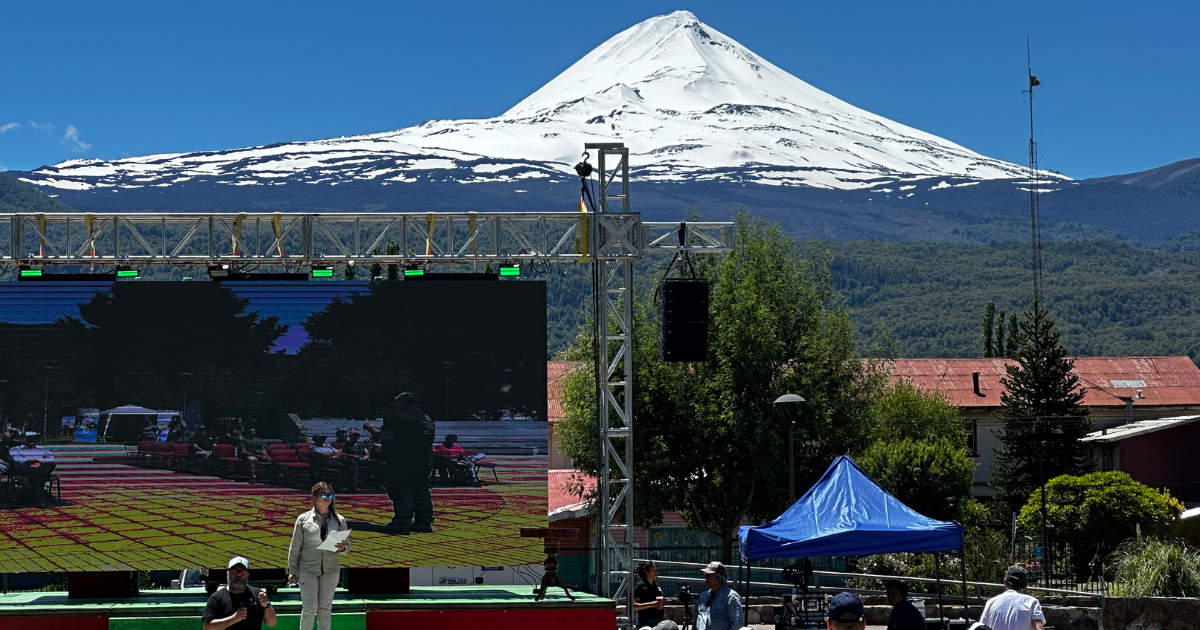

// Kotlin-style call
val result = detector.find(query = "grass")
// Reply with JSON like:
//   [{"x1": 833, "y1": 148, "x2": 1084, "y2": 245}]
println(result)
[{"x1": 1111, "y1": 539, "x2": 1200, "y2": 597}]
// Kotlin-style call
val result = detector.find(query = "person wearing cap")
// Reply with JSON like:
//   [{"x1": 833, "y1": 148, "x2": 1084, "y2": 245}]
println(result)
[
  {"x1": 288, "y1": 481, "x2": 350, "y2": 630},
  {"x1": 979, "y1": 566, "x2": 1045, "y2": 630},
  {"x1": 202, "y1": 556, "x2": 277, "y2": 630},
  {"x1": 380, "y1": 392, "x2": 435, "y2": 533},
  {"x1": 885, "y1": 580, "x2": 924, "y2": 630},
  {"x1": 695, "y1": 561, "x2": 746, "y2": 630},
  {"x1": 827, "y1": 592, "x2": 866, "y2": 630}
]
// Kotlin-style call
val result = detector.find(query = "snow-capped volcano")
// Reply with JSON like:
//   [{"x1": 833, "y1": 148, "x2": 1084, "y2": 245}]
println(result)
[{"x1": 23, "y1": 10, "x2": 1047, "y2": 197}]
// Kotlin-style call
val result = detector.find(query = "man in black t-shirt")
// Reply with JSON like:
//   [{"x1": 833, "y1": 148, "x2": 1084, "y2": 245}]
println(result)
[{"x1": 203, "y1": 556, "x2": 277, "y2": 630}]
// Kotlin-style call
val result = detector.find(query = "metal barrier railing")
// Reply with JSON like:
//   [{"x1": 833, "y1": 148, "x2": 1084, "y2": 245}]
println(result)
[{"x1": 635, "y1": 558, "x2": 1106, "y2": 629}]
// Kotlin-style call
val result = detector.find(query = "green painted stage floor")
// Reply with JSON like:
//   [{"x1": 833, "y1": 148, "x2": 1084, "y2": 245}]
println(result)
[{"x1": 0, "y1": 585, "x2": 610, "y2": 620}]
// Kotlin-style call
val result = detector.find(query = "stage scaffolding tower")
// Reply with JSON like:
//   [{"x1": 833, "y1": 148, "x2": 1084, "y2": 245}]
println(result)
[{"x1": 0, "y1": 143, "x2": 733, "y2": 628}]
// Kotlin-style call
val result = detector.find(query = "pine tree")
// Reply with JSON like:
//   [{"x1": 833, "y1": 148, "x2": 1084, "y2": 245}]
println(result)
[
  {"x1": 982, "y1": 301, "x2": 996, "y2": 357},
  {"x1": 992, "y1": 300, "x2": 1093, "y2": 507}
]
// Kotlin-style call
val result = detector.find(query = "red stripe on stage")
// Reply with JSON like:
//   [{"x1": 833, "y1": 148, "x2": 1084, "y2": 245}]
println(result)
[
  {"x1": 366, "y1": 609, "x2": 615, "y2": 630},
  {"x1": 0, "y1": 616, "x2": 107, "y2": 630}
]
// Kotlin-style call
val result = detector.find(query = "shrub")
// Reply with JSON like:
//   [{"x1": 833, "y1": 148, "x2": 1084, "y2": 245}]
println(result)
[
  {"x1": 1018, "y1": 471, "x2": 1183, "y2": 580},
  {"x1": 1112, "y1": 539, "x2": 1200, "y2": 597}
]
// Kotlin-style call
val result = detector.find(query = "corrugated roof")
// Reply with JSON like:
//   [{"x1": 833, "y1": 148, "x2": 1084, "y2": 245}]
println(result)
[
  {"x1": 548, "y1": 469, "x2": 595, "y2": 518},
  {"x1": 884, "y1": 356, "x2": 1200, "y2": 409},
  {"x1": 1081, "y1": 415, "x2": 1200, "y2": 443},
  {"x1": 548, "y1": 360, "x2": 582, "y2": 422}
]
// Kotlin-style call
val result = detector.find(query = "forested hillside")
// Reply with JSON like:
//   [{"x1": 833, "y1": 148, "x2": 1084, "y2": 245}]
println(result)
[
  {"x1": 829, "y1": 240, "x2": 1200, "y2": 360},
  {"x1": 543, "y1": 240, "x2": 1200, "y2": 363},
  {"x1": 0, "y1": 173, "x2": 75, "y2": 212}
]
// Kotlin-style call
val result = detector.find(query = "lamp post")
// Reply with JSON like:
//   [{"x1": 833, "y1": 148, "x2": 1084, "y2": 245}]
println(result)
[{"x1": 774, "y1": 394, "x2": 805, "y2": 504}]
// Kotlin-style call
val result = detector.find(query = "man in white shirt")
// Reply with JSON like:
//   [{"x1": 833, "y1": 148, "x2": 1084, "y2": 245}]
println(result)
[{"x1": 979, "y1": 566, "x2": 1045, "y2": 630}]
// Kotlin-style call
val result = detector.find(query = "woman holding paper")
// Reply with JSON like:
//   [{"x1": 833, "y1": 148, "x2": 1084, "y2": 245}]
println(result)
[{"x1": 288, "y1": 481, "x2": 350, "y2": 630}]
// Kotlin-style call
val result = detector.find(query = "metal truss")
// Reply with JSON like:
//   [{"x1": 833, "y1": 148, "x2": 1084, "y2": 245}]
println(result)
[
  {"x1": 4, "y1": 142, "x2": 730, "y2": 630},
  {"x1": 0, "y1": 211, "x2": 731, "y2": 265},
  {"x1": 587, "y1": 143, "x2": 636, "y2": 627}
]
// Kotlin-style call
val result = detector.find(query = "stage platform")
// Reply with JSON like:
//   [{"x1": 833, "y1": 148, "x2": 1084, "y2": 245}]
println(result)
[{"x1": 0, "y1": 584, "x2": 615, "y2": 629}]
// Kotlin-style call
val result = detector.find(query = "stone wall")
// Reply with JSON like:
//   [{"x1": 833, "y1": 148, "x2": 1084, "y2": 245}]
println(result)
[{"x1": 1103, "y1": 597, "x2": 1200, "y2": 630}]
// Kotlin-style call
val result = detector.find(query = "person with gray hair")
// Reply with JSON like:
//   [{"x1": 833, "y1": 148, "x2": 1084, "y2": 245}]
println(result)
[
  {"x1": 695, "y1": 561, "x2": 747, "y2": 630},
  {"x1": 979, "y1": 565, "x2": 1045, "y2": 630}
]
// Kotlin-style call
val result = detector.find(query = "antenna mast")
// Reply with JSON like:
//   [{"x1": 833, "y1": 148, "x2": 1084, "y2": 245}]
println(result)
[{"x1": 1024, "y1": 38, "x2": 1043, "y2": 304}]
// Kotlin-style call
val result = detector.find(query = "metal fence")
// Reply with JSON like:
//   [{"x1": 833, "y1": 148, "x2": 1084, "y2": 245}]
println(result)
[{"x1": 555, "y1": 547, "x2": 849, "y2": 596}]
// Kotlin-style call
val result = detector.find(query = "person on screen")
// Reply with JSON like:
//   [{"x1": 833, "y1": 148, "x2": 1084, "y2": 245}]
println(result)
[
  {"x1": 240, "y1": 428, "x2": 268, "y2": 484},
  {"x1": 142, "y1": 419, "x2": 162, "y2": 442},
  {"x1": 190, "y1": 426, "x2": 215, "y2": 459},
  {"x1": 380, "y1": 392, "x2": 435, "y2": 534},
  {"x1": 288, "y1": 481, "x2": 350, "y2": 630},
  {"x1": 331, "y1": 429, "x2": 348, "y2": 452},
  {"x1": 219, "y1": 425, "x2": 244, "y2": 450},
  {"x1": 166, "y1": 416, "x2": 186, "y2": 443},
  {"x1": 203, "y1": 556, "x2": 277, "y2": 630},
  {"x1": 431, "y1": 433, "x2": 463, "y2": 485},
  {"x1": 339, "y1": 431, "x2": 369, "y2": 492},
  {"x1": 9, "y1": 432, "x2": 56, "y2": 506}
]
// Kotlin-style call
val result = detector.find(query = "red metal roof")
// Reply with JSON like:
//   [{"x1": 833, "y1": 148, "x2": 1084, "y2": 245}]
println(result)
[
  {"x1": 548, "y1": 468, "x2": 595, "y2": 514},
  {"x1": 884, "y1": 356, "x2": 1200, "y2": 409},
  {"x1": 548, "y1": 360, "x2": 582, "y2": 422}
]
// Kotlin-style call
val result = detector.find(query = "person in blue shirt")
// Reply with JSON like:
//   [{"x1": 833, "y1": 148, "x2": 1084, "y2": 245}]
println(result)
[{"x1": 695, "y1": 561, "x2": 746, "y2": 630}]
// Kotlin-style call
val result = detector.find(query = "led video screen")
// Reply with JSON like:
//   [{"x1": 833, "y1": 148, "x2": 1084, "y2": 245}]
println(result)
[{"x1": 0, "y1": 279, "x2": 547, "y2": 572}]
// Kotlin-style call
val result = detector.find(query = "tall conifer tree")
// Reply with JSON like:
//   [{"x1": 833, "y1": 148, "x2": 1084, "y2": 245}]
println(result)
[{"x1": 992, "y1": 300, "x2": 1093, "y2": 507}]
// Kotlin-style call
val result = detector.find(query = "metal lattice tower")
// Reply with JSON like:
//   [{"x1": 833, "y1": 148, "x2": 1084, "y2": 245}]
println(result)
[{"x1": 586, "y1": 143, "x2": 636, "y2": 626}]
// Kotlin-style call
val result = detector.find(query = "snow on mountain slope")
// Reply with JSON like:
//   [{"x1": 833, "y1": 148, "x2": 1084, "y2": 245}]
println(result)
[{"x1": 23, "y1": 10, "x2": 1053, "y2": 195}]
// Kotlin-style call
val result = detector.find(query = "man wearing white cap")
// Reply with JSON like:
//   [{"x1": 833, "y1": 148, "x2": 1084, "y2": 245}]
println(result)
[{"x1": 203, "y1": 556, "x2": 277, "y2": 630}]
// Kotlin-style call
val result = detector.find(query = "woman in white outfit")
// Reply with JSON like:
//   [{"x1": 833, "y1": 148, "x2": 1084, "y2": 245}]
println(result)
[{"x1": 288, "y1": 481, "x2": 350, "y2": 630}]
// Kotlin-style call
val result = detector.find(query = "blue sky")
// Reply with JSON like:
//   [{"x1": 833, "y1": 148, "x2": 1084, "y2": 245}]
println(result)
[{"x1": 1, "y1": 0, "x2": 1197, "y2": 179}]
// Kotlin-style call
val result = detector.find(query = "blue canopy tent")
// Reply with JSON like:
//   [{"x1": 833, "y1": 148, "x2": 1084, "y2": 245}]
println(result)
[{"x1": 737, "y1": 456, "x2": 968, "y2": 621}]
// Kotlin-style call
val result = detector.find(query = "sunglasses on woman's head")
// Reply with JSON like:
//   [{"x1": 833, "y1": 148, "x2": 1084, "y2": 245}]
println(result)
[{"x1": 318, "y1": 492, "x2": 335, "y2": 500}]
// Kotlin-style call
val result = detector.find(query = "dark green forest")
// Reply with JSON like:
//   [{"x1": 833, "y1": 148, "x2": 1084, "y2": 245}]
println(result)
[
  {"x1": 828, "y1": 240, "x2": 1200, "y2": 360},
  {"x1": 538, "y1": 240, "x2": 1200, "y2": 363}
]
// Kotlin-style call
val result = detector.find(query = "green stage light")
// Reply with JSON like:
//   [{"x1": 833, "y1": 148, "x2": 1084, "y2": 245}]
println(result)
[
  {"x1": 404, "y1": 268, "x2": 425, "y2": 277},
  {"x1": 116, "y1": 269, "x2": 139, "y2": 278},
  {"x1": 499, "y1": 264, "x2": 520, "y2": 277},
  {"x1": 19, "y1": 269, "x2": 42, "y2": 278},
  {"x1": 311, "y1": 267, "x2": 334, "y2": 278}
]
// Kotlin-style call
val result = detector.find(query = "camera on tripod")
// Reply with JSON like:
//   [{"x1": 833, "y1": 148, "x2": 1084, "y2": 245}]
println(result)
[
  {"x1": 676, "y1": 583, "x2": 693, "y2": 606},
  {"x1": 782, "y1": 558, "x2": 814, "y2": 590}
]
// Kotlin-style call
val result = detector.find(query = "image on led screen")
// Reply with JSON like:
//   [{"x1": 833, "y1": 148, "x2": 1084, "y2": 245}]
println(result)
[{"x1": 0, "y1": 279, "x2": 547, "y2": 572}]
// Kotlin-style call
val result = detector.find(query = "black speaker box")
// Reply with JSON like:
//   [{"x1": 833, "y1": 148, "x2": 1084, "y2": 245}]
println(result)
[{"x1": 659, "y1": 279, "x2": 709, "y2": 362}]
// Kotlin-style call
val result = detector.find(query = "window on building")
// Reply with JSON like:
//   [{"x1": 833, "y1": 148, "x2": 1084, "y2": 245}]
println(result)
[{"x1": 963, "y1": 419, "x2": 979, "y2": 457}]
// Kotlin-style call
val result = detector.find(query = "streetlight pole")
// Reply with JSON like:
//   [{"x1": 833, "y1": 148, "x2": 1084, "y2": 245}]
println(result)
[{"x1": 774, "y1": 394, "x2": 806, "y2": 504}]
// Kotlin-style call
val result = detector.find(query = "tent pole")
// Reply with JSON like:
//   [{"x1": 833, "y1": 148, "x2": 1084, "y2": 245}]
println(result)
[
  {"x1": 960, "y1": 544, "x2": 969, "y2": 621},
  {"x1": 934, "y1": 552, "x2": 945, "y2": 626}
]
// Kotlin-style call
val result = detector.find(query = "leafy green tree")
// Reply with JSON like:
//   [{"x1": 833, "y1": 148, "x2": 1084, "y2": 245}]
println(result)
[
  {"x1": 858, "y1": 439, "x2": 974, "y2": 522},
  {"x1": 61, "y1": 283, "x2": 287, "y2": 422},
  {"x1": 558, "y1": 213, "x2": 882, "y2": 563},
  {"x1": 858, "y1": 381, "x2": 975, "y2": 522},
  {"x1": 992, "y1": 300, "x2": 1093, "y2": 507},
  {"x1": 1018, "y1": 471, "x2": 1183, "y2": 578}
]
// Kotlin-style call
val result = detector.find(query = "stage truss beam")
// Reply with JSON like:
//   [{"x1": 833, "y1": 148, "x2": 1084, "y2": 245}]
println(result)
[
  {"x1": 0, "y1": 212, "x2": 732, "y2": 265},
  {"x1": 588, "y1": 143, "x2": 636, "y2": 628}
]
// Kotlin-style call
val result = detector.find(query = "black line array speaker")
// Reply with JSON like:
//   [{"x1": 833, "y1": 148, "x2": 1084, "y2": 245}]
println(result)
[{"x1": 659, "y1": 278, "x2": 709, "y2": 362}]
